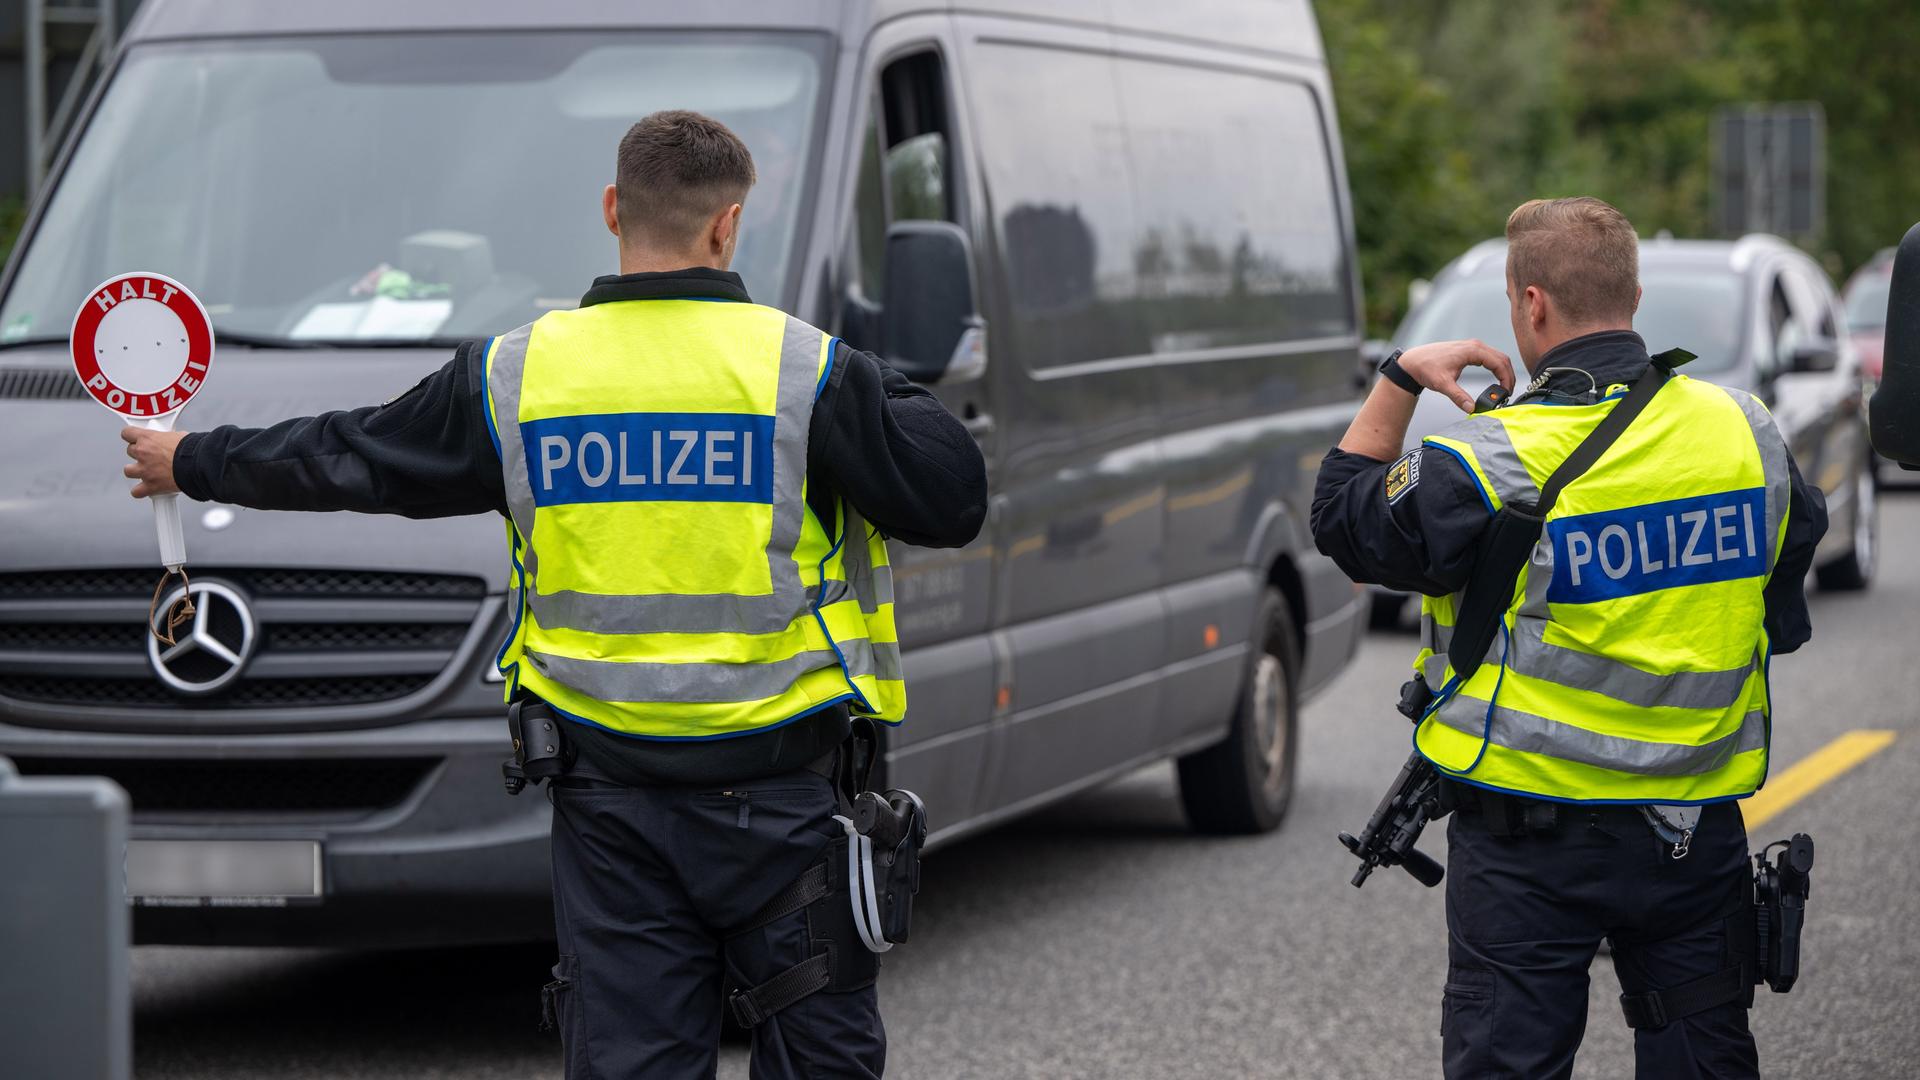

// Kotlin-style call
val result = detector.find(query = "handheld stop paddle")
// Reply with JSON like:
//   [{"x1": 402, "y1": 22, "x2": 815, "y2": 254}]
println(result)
[{"x1": 69, "y1": 272, "x2": 216, "y2": 643}]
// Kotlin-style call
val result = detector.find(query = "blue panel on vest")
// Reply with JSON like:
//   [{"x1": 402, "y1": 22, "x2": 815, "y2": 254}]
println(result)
[
  {"x1": 520, "y1": 412, "x2": 776, "y2": 507},
  {"x1": 1546, "y1": 488, "x2": 1767, "y2": 603}
]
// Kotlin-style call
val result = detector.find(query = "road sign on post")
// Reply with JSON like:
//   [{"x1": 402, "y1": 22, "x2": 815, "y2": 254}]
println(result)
[{"x1": 1714, "y1": 104, "x2": 1826, "y2": 243}]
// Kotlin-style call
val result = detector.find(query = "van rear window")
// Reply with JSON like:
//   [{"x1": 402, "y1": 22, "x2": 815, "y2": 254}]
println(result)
[{"x1": 969, "y1": 44, "x2": 1353, "y2": 374}]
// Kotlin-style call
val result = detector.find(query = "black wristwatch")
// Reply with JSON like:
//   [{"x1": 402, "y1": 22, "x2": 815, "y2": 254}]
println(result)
[{"x1": 1377, "y1": 348, "x2": 1421, "y2": 395}]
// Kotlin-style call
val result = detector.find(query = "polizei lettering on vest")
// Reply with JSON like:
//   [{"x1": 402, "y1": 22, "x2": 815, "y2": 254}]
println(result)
[
  {"x1": 1546, "y1": 488, "x2": 1768, "y2": 603},
  {"x1": 522, "y1": 411, "x2": 775, "y2": 507}
]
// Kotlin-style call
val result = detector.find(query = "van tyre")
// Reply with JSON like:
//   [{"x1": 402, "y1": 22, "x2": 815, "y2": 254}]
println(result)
[
  {"x1": 1816, "y1": 462, "x2": 1876, "y2": 591},
  {"x1": 1178, "y1": 588, "x2": 1299, "y2": 835}
]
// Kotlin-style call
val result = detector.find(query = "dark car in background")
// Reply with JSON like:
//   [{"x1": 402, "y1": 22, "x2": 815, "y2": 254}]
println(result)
[
  {"x1": 0, "y1": 0, "x2": 1366, "y2": 945},
  {"x1": 1365, "y1": 233, "x2": 1876, "y2": 625},
  {"x1": 1843, "y1": 249, "x2": 1896, "y2": 484}
]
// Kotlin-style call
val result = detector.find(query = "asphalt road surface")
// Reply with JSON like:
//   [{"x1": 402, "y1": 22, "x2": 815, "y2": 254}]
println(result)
[{"x1": 132, "y1": 492, "x2": 1920, "y2": 1079}]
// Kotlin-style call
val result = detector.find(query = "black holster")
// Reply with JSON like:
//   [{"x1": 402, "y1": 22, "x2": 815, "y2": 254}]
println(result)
[
  {"x1": 502, "y1": 698, "x2": 572, "y2": 796},
  {"x1": 726, "y1": 721, "x2": 929, "y2": 1027}
]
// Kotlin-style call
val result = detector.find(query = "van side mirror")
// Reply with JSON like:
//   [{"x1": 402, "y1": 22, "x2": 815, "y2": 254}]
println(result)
[
  {"x1": 879, "y1": 221, "x2": 984, "y2": 384},
  {"x1": 1358, "y1": 339, "x2": 1392, "y2": 390},
  {"x1": 1788, "y1": 339, "x2": 1839, "y2": 374},
  {"x1": 1870, "y1": 221, "x2": 1920, "y2": 468}
]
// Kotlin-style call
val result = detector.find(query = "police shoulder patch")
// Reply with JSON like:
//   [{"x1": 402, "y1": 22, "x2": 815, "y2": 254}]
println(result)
[{"x1": 1385, "y1": 448, "x2": 1422, "y2": 505}]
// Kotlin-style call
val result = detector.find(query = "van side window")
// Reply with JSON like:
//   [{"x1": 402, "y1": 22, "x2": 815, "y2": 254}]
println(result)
[
  {"x1": 1115, "y1": 57, "x2": 1355, "y2": 350},
  {"x1": 842, "y1": 50, "x2": 957, "y2": 351},
  {"x1": 968, "y1": 45, "x2": 1138, "y2": 372},
  {"x1": 970, "y1": 44, "x2": 1353, "y2": 373}
]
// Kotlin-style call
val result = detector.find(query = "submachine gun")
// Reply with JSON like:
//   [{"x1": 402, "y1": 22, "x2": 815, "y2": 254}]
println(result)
[{"x1": 1338, "y1": 678, "x2": 1447, "y2": 888}]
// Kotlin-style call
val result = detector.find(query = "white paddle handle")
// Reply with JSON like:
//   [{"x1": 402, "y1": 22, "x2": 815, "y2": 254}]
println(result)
[
  {"x1": 144, "y1": 416, "x2": 187, "y2": 572},
  {"x1": 153, "y1": 493, "x2": 186, "y2": 572}
]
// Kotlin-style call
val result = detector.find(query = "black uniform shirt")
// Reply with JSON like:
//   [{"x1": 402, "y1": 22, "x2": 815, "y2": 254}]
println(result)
[
  {"x1": 1309, "y1": 330, "x2": 1828, "y2": 653},
  {"x1": 173, "y1": 268, "x2": 989, "y2": 784}
]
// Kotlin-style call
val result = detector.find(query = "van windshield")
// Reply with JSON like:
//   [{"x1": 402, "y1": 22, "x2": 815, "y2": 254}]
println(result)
[{"x1": 0, "y1": 32, "x2": 827, "y2": 348}]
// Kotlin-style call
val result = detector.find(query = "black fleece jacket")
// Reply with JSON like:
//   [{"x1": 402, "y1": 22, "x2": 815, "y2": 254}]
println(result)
[{"x1": 173, "y1": 268, "x2": 989, "y2": 784}]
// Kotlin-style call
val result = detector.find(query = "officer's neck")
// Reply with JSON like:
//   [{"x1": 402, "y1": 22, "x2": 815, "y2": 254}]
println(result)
[
  {"x1": 619, "y1": 246, "x2": 729, "y2": 277},
  {"x1": 1524, "y1": 322, "x2": 1634, "y2": 375}
]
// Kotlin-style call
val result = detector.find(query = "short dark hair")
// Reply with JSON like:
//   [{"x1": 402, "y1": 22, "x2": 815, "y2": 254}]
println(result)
[
  {"x1": 616, "y1": 110, "x2": 757, "y2": 250},
  {"x1": 1505, "y1": 196, "x2": 1639, "y2": 326}
]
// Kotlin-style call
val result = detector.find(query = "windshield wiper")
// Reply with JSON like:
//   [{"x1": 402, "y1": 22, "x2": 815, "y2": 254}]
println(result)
[
  {"x1": 0, "y1": 335, "x2": 69, "y2": 353},
  {"x1": 214, "y1": 329, "x2": 467, "y2": 350},
  {"x1": 0, "y1": 329, "x2": 465, "y2": 353}
]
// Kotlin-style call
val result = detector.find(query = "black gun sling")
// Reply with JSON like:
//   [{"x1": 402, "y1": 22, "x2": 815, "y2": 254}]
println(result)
[{"x1": 1444, "y1": 361, "x2": 1672, "y2": 685}]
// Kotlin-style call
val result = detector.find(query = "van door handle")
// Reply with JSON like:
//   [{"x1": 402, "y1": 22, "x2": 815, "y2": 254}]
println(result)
[{"x1": 963, "y1": 413, "x2": 996, "y2": 439}]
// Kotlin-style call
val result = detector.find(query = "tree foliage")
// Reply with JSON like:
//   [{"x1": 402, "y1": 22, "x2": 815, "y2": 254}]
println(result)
[
  {"x1": 1320, "y1": 0, "x2": 1920, "y2": 335},
  {"x1": 0, "y1": 196, "x2": 23, "y2": 266}
]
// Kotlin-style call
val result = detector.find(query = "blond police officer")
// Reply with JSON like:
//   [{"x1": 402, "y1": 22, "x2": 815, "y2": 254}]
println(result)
[
  {"x1": 1311, "y1": 198, "x2": 1826, "y2": 1079},
  {"x1": 122, "y1": 111, "x2": 988, "y2": 1079}
]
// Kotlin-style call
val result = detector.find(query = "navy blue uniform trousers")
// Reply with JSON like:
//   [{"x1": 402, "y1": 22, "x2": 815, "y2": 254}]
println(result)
[
  {"x1": 546, "y1": 766, "x2": 885, "y2": 1079},
  {"x1": 1442, "y1": 799, "x2": 1759, "y2": 1079}
]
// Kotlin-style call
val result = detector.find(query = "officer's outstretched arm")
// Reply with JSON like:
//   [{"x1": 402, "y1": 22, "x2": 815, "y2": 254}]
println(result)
[{"x1": 147, "y1": 342, "x2": 506, "y2": 519}]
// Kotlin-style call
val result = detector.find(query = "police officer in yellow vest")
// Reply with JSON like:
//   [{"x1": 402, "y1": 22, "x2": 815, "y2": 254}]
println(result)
[
  {"x1": 1312, "y1": 198, "x2": 1826, "y2": 1079},
  {"x1": 121, "y1": 111, "x2": 988, "y2": 1078}
]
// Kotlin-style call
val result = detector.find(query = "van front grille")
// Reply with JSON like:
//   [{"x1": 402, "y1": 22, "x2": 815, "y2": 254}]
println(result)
[
  {"x1": 0, "y1": 568, "x2": 486, "y2": 723},
  {"x1": 0, "y1": 367, "x2": 88, "y2": 401},
  {"x1": 0, "y1": 673, "x2": 438, "y2": 709},
  {"x1": 8, "y1": 756, "x2": 437, "y2": 814}
]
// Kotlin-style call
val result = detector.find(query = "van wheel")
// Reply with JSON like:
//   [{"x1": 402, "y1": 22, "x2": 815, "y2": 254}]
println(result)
[
  {"x1": 1177, "y1": 589, "x2": 1298, "y2": 835},
  {"x1": 1816, "y1": 463, "x2": 1876, "y2": 591}
]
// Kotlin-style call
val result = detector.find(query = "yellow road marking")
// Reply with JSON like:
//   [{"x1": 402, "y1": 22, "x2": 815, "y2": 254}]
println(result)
[{"x1": 1744, "y1": 729, "x2": 1897, "y2": 830}]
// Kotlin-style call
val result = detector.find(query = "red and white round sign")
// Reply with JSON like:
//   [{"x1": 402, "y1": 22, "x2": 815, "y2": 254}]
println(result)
[{"x1": 69, "y1": 272, "x2": 214, "y2": 420}]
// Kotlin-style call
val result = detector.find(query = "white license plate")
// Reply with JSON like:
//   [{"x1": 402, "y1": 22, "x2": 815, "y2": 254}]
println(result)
[{"x1": 127, "y1": 840, "x2": 322, "y2": 906}]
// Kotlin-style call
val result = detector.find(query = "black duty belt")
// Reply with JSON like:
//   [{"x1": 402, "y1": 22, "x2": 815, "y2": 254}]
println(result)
[{"x1": 1447, "y1": 784, "x2": 1649, "y2": 839}]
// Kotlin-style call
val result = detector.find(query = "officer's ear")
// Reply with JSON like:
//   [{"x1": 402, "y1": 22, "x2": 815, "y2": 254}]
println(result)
[
  {"x1": 1525, "y1": 284, "x2": 1553, "y2": 331},
  {"x1": 602, "y1": 185, "x2": 621, "y2": 240},
  {"x1": 710, "y1": 203, "x2": 745, "y2": 267}
]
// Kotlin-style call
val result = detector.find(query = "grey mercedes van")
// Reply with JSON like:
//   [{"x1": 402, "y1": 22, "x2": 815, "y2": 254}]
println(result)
[{"x1": 0, "y1": 0, "x2": 1367, "y2": 945}]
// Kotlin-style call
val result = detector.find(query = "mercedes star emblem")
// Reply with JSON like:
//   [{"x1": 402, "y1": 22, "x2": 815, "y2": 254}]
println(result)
[{"x1": 147, "y1": 580, "x2": 258, "y2": 695}]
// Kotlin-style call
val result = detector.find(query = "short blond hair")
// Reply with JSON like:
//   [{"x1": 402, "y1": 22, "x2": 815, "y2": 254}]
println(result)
[{"x1": 1504, "y1": 197, "x2": 1639, "y2": 326}]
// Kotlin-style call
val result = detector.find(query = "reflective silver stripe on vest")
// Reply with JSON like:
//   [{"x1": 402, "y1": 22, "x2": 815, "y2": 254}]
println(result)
[
  {"x1": 1505, "y1": 620, "x2": 1758, "y2": 711},
  {"x1": 1432, "y1": 694, "x2": 1769, "y2": 776},
  {"x1": 487, "y1": 312, "x2": 826, "y2": 636},
  {"x1": 833, "y1": 506, "x2": 904, "y2": 689},
  {"x1": 1712, "y1": 384, "x2": 1791, "y2": 572},
  {"x1": 1516, "y1": 528, "x2": 1557, "y2": 620},
  {"x1": 836, "y1": 506, "x2": 897, "y2": 612},
  {"x1": 1432, "y1": 415, "x2": 1539, "y2": 509},
  {"x1": 526, "y1": 647, "x2": 841, "y2": 705},
  {"x1": 488, "y1": 323, "x2": 537, "y2": 543},
  {"x1": 524, "y1": 635, "x2": 902, "y2": 706},
  {"x1": 1421, "y1": 611, "x2": 1455, "y2": 687}
]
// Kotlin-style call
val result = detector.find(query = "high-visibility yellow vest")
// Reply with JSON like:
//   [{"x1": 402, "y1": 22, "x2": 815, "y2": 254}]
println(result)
[
  {"x1": 1413, "y1": 375, "x2": 1791, "y2": 803},
  {"x1": 482, "y1": 298, "x2": 905, "y2": 739}
]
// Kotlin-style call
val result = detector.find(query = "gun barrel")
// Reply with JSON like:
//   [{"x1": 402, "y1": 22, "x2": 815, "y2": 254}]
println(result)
[{"x1": 1401, "y1": 847, "x2": 1445, "y2": 887}]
